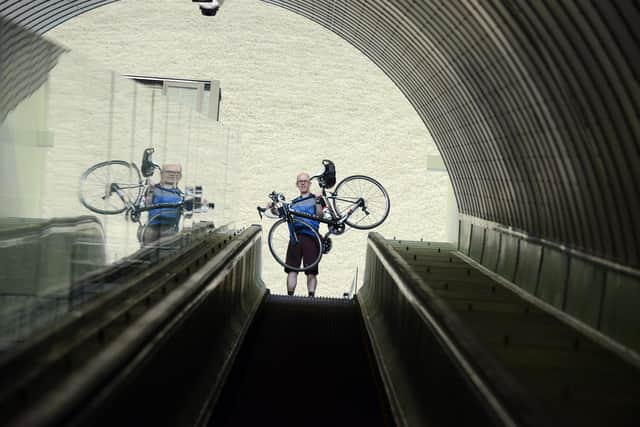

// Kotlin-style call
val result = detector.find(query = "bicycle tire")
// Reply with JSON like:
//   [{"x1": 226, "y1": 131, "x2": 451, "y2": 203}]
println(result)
[
  {"x1": 268, "y1": 218, "x2": 323, "y2": 273},
  {"x1": 138, "y1": 212, "x2": 182, "y2": 245},
  {"x1": 332, "y1": 175, "x2": 390, "y2": 230},
  {"x1": 79, "y1": 160, "x2": 143, "y2": 214}
]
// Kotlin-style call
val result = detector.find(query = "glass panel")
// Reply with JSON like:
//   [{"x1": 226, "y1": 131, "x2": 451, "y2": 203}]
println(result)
[
  {"x1": 0, "y1": 16, "x2": 235, "y2": 352},
  {"x1": 165, "y1": 85, "x2": 201, "y2": 113}
]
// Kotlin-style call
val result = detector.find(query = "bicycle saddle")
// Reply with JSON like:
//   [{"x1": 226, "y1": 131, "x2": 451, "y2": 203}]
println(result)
[
  {"x1": 141, "y1": 148, "x2": 159, "y2": 177},
  {"x1": 318, "y1": 159, "x2": 336, "y2": 189}
]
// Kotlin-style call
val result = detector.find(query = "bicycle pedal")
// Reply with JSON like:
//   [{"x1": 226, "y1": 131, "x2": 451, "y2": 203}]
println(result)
[{"x1": 322, "y1": 237, "x2": 332, "y2": 254}]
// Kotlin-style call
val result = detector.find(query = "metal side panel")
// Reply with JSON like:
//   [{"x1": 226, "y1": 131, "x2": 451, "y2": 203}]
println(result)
[
  {"x1": 0, "y1": 226, "x2": 266, "y2": 427},
  {"x1": 358, "y1": 233, "x2": 551, "y2": 427}
]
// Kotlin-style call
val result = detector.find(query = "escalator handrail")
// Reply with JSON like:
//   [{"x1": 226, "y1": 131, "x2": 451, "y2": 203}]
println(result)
[{"x1": 365, "y1": 232, "x2": 551, "y2": 427}]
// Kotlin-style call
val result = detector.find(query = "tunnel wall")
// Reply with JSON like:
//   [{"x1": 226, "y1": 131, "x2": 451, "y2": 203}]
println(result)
[
  {"x1": 0, "y1": 15, "x2": 65, "y2": 123},
  {"x1": 259, "y1": 0, "x2": 640, "y2": 269}
]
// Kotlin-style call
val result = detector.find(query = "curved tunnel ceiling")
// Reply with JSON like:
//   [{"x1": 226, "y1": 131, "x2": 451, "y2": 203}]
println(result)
[{"x1": 1, "y1": 0, "x2": 639, "y2": 268}]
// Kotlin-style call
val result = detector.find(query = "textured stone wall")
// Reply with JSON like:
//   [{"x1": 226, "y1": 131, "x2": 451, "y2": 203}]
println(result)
[{"x1": 45, "y1": 0, "x2": 452, "y2": 296}]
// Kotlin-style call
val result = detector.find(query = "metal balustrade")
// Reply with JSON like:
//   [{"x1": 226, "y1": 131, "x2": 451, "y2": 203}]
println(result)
[
  {"x1": 358, "y1": 232, "x2": 548, "y2": 427},
  {"x1": 0, "y1": 225, "x2": 266, "y2": 427},
  {"x1": 370, "y1": 234, "x2": 640, "y2": 427}
]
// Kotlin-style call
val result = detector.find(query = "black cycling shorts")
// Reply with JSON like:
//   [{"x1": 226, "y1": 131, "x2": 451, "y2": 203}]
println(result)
[{"x1": 284, "y1": 233, "x2": 320, "y2": 275}]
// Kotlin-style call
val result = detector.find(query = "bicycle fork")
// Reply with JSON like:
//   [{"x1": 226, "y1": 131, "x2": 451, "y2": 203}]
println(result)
[{"x1": 108, "y1": 184, "x2": 138, "y2": 222}]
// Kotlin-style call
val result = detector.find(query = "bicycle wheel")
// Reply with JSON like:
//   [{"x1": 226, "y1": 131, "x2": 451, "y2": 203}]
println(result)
[
  {"x1": 79, "y1": 160, "x2": 143, "y2": 214},
  {"x1": 138, "y1": 212, "x2": 182, "y2": 245},
  {"x1": 332, "y1": 175, "x2": 390, "y2": 229},
  {"x1": 268, "y1": 218, "x2": 323, "y2": 273}
]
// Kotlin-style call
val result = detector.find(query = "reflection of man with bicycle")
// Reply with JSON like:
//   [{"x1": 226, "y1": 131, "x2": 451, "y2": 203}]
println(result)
[
  {"x1": 275, "y1": 172, "x2": 323, "y2": 297},
  {"x1": 140, "y1": 163, "x2": 184, "y2": 245},
  {"x1": 80, "y1": 148, "x2": 215, "y2": 248}
]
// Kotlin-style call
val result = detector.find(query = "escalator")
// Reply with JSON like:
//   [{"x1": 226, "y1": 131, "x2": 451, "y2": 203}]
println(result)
[
  {"x1": 209, "y1": 294, "x2": 393, "y2": 427},
  {"x1": 6, "y1": 226, "x2": 638, "y2": 426},
  {"x1": 0, "y1": 223, "x2": 542, "y2": 426}
]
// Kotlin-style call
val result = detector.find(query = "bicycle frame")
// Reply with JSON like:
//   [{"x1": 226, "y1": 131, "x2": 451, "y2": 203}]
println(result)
[
  {"x1": 108, "y1": 181, "x2": 147, "y2": 210},
  {"x1": 109, "y1": 180, "x2": 184, "y2": 223},
  {"x1": 272, "y1": 184, "x2": 365, "y2": 244},
  {"x1": 104, "y1": 147, "x2": 161, "y2": 214}
]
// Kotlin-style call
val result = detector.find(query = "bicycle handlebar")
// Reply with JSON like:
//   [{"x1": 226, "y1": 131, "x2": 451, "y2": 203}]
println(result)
[
  {"x1": 258, "y1": 192, "x2": 286, "y2": 220},
  {"x1": 268, "y1": 191, "x2": 285, "y2": 203}
]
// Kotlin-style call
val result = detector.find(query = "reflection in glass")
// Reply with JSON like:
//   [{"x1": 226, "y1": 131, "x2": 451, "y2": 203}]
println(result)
[{"x1": 0, "y1": 16, "x2": 234, "y2": 352}]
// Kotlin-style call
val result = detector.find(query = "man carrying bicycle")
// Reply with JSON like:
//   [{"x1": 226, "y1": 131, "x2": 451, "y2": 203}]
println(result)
[
  {"x1": 273, "y1": 172, "x2": 323, "y2": 297},
  {"x1": 140, "y1": 163, "x2": 184, "y2": 245}
]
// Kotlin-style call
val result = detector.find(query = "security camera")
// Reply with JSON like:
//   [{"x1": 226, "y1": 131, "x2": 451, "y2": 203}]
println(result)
[{"x1": 193, "y1": 0, "x2": 222, "y2": 16}]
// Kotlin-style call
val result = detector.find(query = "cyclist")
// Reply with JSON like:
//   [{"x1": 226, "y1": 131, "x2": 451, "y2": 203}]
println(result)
[
  {"x1": 270, "y1": 172, "x2": 323, "y2": 297},
  {"x1": 139, "y1": 163, "x2": 185, "y2": 245}
]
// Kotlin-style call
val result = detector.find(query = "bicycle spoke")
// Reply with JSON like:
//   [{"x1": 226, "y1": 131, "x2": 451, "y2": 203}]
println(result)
[
  {"x1": 333, "y1": 176, "x2": 389, "y2": 230},
  {"x1": 79, "y1": 161, "x2": 141, "y2": 214},
  {"x1": 268, "y1": 219, "x2": 322, "y2": 272}
]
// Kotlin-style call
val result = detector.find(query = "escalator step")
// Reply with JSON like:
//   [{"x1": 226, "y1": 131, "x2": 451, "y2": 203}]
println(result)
[{"x1": 209, "y1": 295, "x2": 392, "y2": 426}]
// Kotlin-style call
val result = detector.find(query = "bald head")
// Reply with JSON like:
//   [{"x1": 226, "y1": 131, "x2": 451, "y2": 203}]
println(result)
[
  {"x1": 160, "y1": 163, "x2": 182, "y2": 186},
  {"x1": 296, "y1": 172, "x2": 311, "y2": 195},
  {"x1": 162, "y1": 163, "x2": 182, "y2": 174}
]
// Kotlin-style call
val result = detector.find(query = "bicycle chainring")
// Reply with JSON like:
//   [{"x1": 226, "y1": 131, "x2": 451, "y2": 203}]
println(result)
[
  {"x1": 329, "y1": 223, "x2": 346, "y2": 235},
  {"x1": 128, "y1": 209, "x2": 140, "y2": 223}
]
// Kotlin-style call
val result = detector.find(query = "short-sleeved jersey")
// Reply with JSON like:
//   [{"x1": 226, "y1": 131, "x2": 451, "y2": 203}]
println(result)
[
  {"x1": 290, "y1": 194, "x2": 319, "y2": 236},
  {"x1": 148, "y1": 185, "x2": 183, "y2": 225}
]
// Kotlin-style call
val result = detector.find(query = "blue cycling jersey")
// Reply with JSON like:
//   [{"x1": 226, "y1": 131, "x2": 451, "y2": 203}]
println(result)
[
  {"x1": 290, "y1": 194, "x2": 319, "y2": 236},
  {"x1": 148, "y1": 185, "x2": 183, "y2": 225}
]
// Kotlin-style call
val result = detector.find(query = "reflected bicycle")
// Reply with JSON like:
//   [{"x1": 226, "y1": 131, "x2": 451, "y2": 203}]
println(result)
[{"x1": 78, "y1": 148, "x2": 213, "y2": 243}]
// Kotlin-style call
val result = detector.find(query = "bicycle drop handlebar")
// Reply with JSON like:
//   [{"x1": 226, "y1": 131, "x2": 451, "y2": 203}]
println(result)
[
  {"x1": 257, "y1": 191, "x2": 287, "y2": 219},
  {"x1": 268, "y1": 191, "x2": 285, "y2": 203}
]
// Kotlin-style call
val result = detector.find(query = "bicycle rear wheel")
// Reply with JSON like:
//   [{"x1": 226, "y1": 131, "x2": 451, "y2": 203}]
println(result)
[
  {"x1": 332, "y1": 175, "x2": 390, "y2": 230},
  {"x1": 137, "y1": 212, "x2": 182, "y2": 246},
  {"x1": 268, "y1": 219, "x2": 323, "y2": 273},
  {"x1": 79, "y1": 160, "x2": 142, "y2": 214}
]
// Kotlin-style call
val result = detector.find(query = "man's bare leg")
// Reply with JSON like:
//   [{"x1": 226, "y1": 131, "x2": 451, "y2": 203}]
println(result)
[
  {"x1": 287, "y1": 272, "x2": 298, "y2": 296},
  {"x1": 307, "y1": 274, "x2": 317, "y2": 297}
]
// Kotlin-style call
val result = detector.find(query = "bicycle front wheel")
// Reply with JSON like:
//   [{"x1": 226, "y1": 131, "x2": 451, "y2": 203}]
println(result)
[
  {"x1": 268, "y1": 219, "x2": 323, "y2": 273},
  {"x1": 79, "y1": 160, "x2": 143, "y2": 214},
  {"x1": 332, "y1": 175, "x2": 390, "y2": 229}
]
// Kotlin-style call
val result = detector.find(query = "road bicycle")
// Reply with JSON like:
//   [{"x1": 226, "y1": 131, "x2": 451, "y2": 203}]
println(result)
[
  {"x1": 257, "y1": 160, "x2": 390, "y2": 272},
  {"x1": 78, "y1": 148, "x2": 213, "y2": 243}
]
